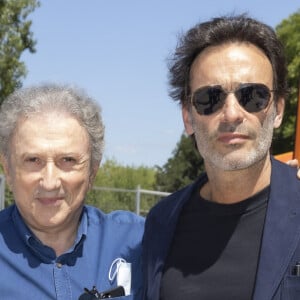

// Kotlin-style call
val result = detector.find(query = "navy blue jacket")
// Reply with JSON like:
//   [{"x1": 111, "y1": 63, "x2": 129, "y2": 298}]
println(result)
[{"x1": 142, "y1": 158, "x2": 300, "y2": 300}]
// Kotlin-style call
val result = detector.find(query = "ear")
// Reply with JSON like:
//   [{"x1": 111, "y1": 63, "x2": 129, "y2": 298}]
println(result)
[
  {"x1": 182, "y1": 105, "x2": 195, "y2": 135},
  {"x1": 273, "y1": 97, "x2": 285, "y2": 129}
]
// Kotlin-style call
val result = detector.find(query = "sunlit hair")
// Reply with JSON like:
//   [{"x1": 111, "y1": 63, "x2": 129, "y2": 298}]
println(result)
[
  {"x1": 168, "y1": 14, "x2": 288, "y2": 107},
  {"x1": 0, "y1": 83, "x2": 105, "y2": 167}
]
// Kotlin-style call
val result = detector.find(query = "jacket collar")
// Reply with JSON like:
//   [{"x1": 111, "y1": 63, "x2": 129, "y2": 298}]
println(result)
[{"x1": 145, "y1": 175, "x2": 207, "y2": 300}]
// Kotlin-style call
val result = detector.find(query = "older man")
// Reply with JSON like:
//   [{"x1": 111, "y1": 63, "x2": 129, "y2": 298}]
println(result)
[
  {"x1": 142, "y1": 15, "x2": 300, "y2": 300},
  {"x1": 0, "y1": 84, "x2": 144, "y2": 299}
]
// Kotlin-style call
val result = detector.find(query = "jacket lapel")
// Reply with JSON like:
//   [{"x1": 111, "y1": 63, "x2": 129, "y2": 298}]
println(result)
[
  {"x1": 145, "y1": 178, "x2": 203, "y2": 300},
  {"x1": 253, "y1": 159, "x2": 300, "y2": 300}
]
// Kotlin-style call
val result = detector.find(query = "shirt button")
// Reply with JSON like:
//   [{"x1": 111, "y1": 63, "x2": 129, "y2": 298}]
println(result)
[{"x1": 56, "y1": 262, "x2": 63, "y2": 268}]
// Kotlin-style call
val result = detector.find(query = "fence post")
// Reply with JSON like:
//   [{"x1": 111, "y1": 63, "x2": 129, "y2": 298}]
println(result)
[
  {"x1": 0, "y1": 174, "x2": 5, "y2": 210},
  {"x1": 135, "y1": 185, "x2": 141, "y2": 215}
]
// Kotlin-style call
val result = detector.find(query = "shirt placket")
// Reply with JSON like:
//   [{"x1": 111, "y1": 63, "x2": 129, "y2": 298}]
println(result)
[{"x1": 53, "y1": 261, "x2": 72, "y2": 300}]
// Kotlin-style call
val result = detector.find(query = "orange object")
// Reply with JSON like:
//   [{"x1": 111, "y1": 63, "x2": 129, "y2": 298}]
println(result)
[
  {"x1": 274, "y1": 151, "x2": 293, "y2": 163},
  {"x1": 293, "y1": 80, "x2": 300, "y2": 161}
]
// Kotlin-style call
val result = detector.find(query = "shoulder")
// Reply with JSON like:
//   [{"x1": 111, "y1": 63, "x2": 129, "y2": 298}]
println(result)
[
  {"x1": 84, "y1": 205, "x2": 145, "y2": 226},
  {"x1": 271, "y1": 157, "x2": 299, "y2": 181},
  {"x1": 146, "y1": 174, "x2": 207, "y2": 223},
  {"x1": 83, "y1": 206, "x2": 144, "y2": 255},
  {"x1": 107, "y1": 209, "x2": 145, "y2": 224}
]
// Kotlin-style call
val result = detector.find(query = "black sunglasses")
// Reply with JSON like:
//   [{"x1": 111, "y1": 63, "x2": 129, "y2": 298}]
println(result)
[{"x1": 190, "y1": 83, "x2": 275, "y2": 115}]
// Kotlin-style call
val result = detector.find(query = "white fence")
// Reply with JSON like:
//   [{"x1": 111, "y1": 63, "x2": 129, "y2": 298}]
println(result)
[{"x1": 92, "y1": 185, "x2": 170, "y2": 215}]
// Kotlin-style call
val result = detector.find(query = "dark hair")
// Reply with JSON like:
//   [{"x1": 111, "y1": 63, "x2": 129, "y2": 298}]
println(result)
[{"x1": 168, "y1": 14, "x2": 288, "y2": 107}]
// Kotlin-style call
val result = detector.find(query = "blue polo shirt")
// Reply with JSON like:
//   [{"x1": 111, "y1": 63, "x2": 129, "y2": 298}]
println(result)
[{"x1": 0, "y1": 204, "x2": 144, "y2": 299}]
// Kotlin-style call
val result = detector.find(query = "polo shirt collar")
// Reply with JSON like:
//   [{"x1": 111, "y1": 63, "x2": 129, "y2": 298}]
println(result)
[{"x1": 12, "y1": 205, "x2": 87, "y2": 264}]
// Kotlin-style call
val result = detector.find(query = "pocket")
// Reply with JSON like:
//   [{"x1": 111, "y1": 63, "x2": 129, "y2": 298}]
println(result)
[{"x1": 281, "y1": 276, "x2": 300, "y2": 300}]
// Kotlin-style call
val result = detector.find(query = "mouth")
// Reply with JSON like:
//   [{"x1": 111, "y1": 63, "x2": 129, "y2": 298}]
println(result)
[
  {"x1": 36, "y1": 197, "x2": 64, "y2": 206},
  {"x1": 217, "y1": 133, "x2": 249, "y2": 145}
]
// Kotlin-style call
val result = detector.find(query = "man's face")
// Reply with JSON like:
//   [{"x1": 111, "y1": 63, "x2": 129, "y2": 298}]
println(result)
[
  {"x1": 2, "y1": 112, "x2": 97, "y2": 231},
  {"x1": 182, "y1": 42, "x2": 284, "y2": 171}
]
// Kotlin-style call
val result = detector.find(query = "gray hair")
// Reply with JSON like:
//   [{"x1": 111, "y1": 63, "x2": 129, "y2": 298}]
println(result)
[{"x1": 0, "y1": 83, "x2": 105, "y2": 167}]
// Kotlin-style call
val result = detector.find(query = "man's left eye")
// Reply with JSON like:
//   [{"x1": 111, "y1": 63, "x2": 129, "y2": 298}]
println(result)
[{"x1": 62, "y1": 157, "x2": 76, "y2": 163}]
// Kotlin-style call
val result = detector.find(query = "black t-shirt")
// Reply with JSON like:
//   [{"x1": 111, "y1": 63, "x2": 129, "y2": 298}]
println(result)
[{"x1": 160, "y1": 184, "x2": 269, "y2": 300}]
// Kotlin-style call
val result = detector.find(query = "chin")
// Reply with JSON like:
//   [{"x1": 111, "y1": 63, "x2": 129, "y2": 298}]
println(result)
[{"x1": 210, "y1": 152, "x2": 262, "y2": 171}]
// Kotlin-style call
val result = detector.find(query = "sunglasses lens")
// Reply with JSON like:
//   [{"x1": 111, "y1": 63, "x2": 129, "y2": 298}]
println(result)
[
  {"x1": 192, "y1": 86, "x2": 225, "y2": 115},
  {"x1": 191, "y1": 83, "x2": 272, "y2": 115},
  {"x1": 236, "y1": 84, "x2": 271, "y2": 113}
]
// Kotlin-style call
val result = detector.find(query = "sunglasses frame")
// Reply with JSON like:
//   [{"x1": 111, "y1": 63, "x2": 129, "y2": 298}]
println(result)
[{"x1": 190, "y1": 83, "x2": 275, "y2": 116}]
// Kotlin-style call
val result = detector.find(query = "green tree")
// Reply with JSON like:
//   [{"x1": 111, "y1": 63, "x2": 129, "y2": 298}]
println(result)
[
  {"x1": 86, "y1": 159, "x2": 157, "y2": 213},
  {"x1": 0, "y1": 164, "x2": 13, "y2": 207},
  {"x1": 0, "y1": 0, "x2": 40, "y2": 104},
  {"x1": 155, "y1": 134, "x2": 204, "y2": 192},
  {"x1": 0, "y1": 0, "x2": 39, "y2": 207},
  {"x1": 272, "y1": 10, "x2": 300, "y2": 154}
]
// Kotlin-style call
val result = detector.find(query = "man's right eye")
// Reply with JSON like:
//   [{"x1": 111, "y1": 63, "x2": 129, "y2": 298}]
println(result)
[{"x1": 25, "y1": 157, "x2": 41, "y2": 164}]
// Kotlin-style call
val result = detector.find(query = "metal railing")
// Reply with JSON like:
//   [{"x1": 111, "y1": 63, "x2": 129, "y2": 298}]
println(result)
[{"x1": 92, "y1": 185, "x2": 170, "y2": 215}]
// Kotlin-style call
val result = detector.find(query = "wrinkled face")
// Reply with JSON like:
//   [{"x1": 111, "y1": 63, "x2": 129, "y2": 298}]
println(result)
[
  {"x1": 1, "y1": 112, "x2": 98, "y2": 232},
  {"x1": 182, "y1": 42, "x2": 284, "y2": 171}
]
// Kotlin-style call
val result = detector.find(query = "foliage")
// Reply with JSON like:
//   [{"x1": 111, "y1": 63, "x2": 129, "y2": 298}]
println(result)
[
  {"x1": 0, "y1": 164, "x2": 13, "y2": 207},
  {"x1": 4, "y1": 186, "x2": 13, "y2": 207},
  {"x1": 155, "y1": 134, "x2": 204, "y2": 192},
  {"x1": 86, "y1": 159, "x2": 157, "y2": 213},
  {"x1": 272, "y1": 10, "x2": 300, "y2": 154},
  {"x1": 0, "y1": 0, "x2": 40, "y2": 104}
]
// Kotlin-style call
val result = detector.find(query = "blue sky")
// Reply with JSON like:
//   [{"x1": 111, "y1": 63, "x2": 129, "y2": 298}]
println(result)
[{"x1": 21, "y1": 0, "x2": 300, "y2": 168}]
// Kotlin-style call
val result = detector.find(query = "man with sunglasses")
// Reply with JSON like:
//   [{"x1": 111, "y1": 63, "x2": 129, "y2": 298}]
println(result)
[{"x1": 142, "y1": 15, "x2": 300, "y2": 300}]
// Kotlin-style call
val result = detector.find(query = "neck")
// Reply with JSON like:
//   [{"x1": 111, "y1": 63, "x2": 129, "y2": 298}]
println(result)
[
  {"x1": 201, "y1": 155, "x2": 271, "y2": 204},
  {"x1": 30, "y1": 214, "x2": 81, "y2": 257}
]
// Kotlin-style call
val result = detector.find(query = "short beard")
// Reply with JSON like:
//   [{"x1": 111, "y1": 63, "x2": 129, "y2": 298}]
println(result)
[{"x1": 194, "y1": 108, "x2": 276, "y2": 171}]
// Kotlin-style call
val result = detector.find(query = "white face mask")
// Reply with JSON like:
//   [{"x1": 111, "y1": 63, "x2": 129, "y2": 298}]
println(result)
[{"x1": 108, "y1": 257, "x2": 132, "y2": 296}]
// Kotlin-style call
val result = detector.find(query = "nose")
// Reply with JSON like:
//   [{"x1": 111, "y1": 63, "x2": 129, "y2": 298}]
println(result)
[
  {"x1": 39, "y1": 161, "x2": 61, "y2": 190},
  {"x1": 221, "y1": 93, "x2": 244, "y2": 123}
]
